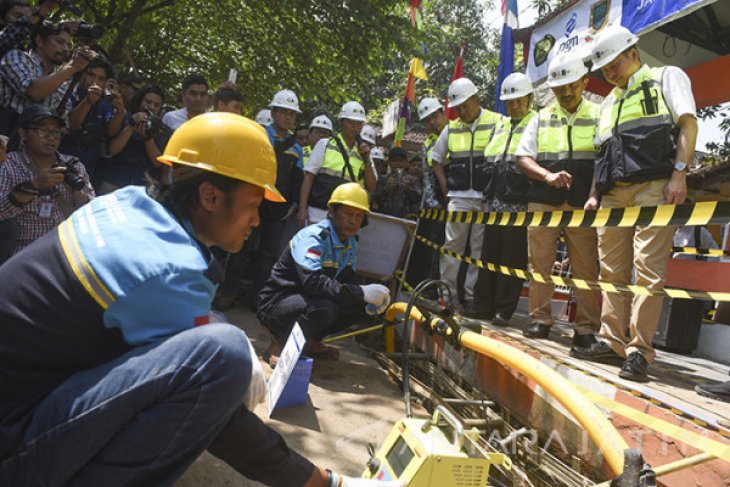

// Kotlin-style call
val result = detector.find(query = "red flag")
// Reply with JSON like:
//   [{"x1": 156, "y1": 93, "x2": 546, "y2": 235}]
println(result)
[{"x1": 444, "y1": 41, "x2": 467, "y2": 120}]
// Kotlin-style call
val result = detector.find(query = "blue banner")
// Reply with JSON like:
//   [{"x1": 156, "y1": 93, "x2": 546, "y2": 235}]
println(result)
[{"x1": 622, "y1": 0, "x2": 706, "y2": 33}]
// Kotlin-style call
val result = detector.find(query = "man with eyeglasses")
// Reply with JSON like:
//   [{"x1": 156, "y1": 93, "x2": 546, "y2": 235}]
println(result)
[{"x1": 0, "y1": 104, "x2": 94, "y2": 257}]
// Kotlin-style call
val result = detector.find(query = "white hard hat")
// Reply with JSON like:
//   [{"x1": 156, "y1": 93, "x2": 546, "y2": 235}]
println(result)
[
  {"x1": 447, "y1": 77, "x2": 478, "y2": 108},
  {"x1": 370, "y1": 148, "x2": 385, "y2": 161},
  {"x1": 360, "y1": 124, "x2": 377, "y2": 145},
  {"x1": 591, "y1": 25, "x2": 639, "y2": 71},
  {"x1": 255, "y1": 109, "x2": 272, "y2": 126},
  {"x1": 547, "y1": 52, "x2": 588, "y2": 87},
  {"x1": 500, "y1": 73, "x2": 534, "y2": 101},
  {"x1": 269, "y1": 89, "x2": 301, "y2": 113},
  {"x1": 309, "y1": 115, "x2": 333, "y2": 132},
  {"x1": 338, "y1": 101, "x2": 367, "y2": 122},
  {"x1": 418, "y1": 97, "x2": 443, "y2": 121}
]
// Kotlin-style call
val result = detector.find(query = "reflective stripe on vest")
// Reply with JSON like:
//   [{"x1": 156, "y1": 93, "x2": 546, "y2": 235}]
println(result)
[
  {"x1": 423, "y1": 133, "x2": 438, "y2": 167},
  {"x1": 537, "y1": 100, "x2": 599, "y2": 162},
  {"x1": 302, "y1": 145, "x2": 312, "y2": 168},
  {"x1": 597, "y1": 66, "x2": 672, "y2": 142},
  {"x1": 321, "y1": 134, "x2": 365, "y2": 183},
  {"x1": 484, "y1": 110, "x2": 536, "y2": 164}
]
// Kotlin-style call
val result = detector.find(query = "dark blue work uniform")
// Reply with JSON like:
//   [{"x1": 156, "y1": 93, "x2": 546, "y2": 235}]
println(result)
[
  {"x1": 257, "y1": 218, "x2": 369, "y2": 343},
  {"x1": 0, "y1": 186, "x2": 313, "y2": 486}
]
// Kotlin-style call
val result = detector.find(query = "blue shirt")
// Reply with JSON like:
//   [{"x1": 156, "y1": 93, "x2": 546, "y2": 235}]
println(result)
[
  {"x1": 266, "y1": 124, "x2": 303, "y2": 168},
  {"x1": 291, "y1": 219, "x2": 357, "y2": 277}
]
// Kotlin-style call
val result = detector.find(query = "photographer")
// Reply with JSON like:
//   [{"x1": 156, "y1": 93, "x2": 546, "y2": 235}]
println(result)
[
  {"x1": 373, "y1": 147, "x2": 421, "y2": 219},
  {"x1": 60, "y1": 57, "x2": 124, "y2": 182},
  {"x1": 0, "y1": 20, "x2": 97, "y2": 144},
  {"x1": 99, "y1": 84, "x2": 170, "y2": 194},
  {"x1": 0, "y1": 1, "x2": 57, "y2": 58},
  {"x1": 0, "y1": 104, "x2": 94, "y2": 257}
]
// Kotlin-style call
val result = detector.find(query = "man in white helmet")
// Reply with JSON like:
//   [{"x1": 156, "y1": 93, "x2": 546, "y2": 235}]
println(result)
[
  {"x1": 429, "y1": 78, "x2": 502, "y2": 313},
  {"x1": 572, "y1": 25, "x2": 698, "y2": 383},
  {"x1": 468, "y1": 73, "x2": 535, "y2": 326},
  {"x1": 303, "y1": 114, "x2": 333, "y2": 167},
  {"x1": 404, "y1": 97, "x2": 448, "y2": 290},
  {"x1": 515, "y1": 51, "x2": 601, "y2": 347},
  {"x1": 297, "y1": 101, "x2": 376, "y2": 226}
]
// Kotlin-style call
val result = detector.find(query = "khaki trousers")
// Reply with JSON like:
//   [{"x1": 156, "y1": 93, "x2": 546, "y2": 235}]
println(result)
[
  {"x1": 597, "y1": 179, "x2": 674, "y2": 363},
  {"x1": 527, "y1": 202, "x2": 600, "y2": 334},
  {"x1": 440, "y1": 197, "x2": 484, "y2": 301}
]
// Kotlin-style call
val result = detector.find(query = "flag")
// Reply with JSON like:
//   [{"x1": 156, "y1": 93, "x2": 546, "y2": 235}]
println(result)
[
  {"x1": 409, "y1": 57, "x2": 428, "y2": 81},
  {"x1": 494, "y1": 0, "x2": 520, "y2": 115},
  {"x1": 409, "y1": 0, "x2": 422, "y2": 29},
  {"x1": 444, "y1": 41, "x2": 467, "y2": 121}
]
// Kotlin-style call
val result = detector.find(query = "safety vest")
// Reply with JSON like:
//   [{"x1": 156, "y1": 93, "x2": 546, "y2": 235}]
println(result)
[
  {"x1": 423, "y1": 133, "x2": 438, "y2": 167},
  {"x1": 302, "y1": 145, "x2": 312, "y2": 168},
  {"x1": 446, "y1": 109, "x2": 502, "y2": 191},
  {"x1": 530, "y1": 100, "x2": 599, "y2": 207},
  {"x1": 309, "y1": 134, "x2": 366, "y2": 209},
  {"x1": 595, "y1": 66, "x2": 676, "y2": 193},
  {"x1": 483, "y1": 111, "x2": 535, "y2": 205},
  {"x1": 319, "y1": 134, "x2": 365, "y2": 184}
]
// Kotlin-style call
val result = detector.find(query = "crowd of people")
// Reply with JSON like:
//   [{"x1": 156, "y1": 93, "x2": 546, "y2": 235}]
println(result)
[{"x1": 0, "y1": 1, "x2": 727, "y2": 485}]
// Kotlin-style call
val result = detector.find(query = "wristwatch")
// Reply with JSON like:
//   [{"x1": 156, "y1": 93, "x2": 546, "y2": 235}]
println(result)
[{"x1": 673, "y1": 161, "x2": 688, "y2": 173}]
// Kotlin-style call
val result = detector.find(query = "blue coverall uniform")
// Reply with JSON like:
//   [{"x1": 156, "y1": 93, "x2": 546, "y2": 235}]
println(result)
[
  {"x1": 257, "y1": 218, "x2": 369, "y2": 344},
  {"x1": 0, "y1": 186, "x2": 313, "y2": 486}
]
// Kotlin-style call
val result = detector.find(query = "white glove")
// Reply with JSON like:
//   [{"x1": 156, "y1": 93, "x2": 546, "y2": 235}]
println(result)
[
  {"x1": 242, "y1": 334, "x2": 267, "y2": 410},
  {"x1": 360, "y1": 284, "x2": 391, "y2": 307}
]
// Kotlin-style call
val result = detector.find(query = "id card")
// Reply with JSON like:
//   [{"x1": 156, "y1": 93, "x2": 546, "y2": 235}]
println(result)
[{"x1": 39, "y1": 201, "x2": 53, "y2": 219}]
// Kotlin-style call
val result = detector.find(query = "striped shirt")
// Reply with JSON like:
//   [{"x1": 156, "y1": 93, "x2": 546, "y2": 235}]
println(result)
[
  {"x1": 0, "y1": 150, "x2": 95, "y2": 255},
  {"x1": 0, "y1": 49, "x2": 71, "y2": 116}
]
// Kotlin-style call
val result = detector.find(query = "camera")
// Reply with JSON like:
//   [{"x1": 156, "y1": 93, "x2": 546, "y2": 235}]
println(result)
[
  {"x1": 76, "y1": 22, "x2": 105, "y2": 41},
  {"x1": 53, "y1": 156, "x2": 86, "y2": 191},
  {"x1": 138, "y1": 109, "x2": 166, "y2": 140}
]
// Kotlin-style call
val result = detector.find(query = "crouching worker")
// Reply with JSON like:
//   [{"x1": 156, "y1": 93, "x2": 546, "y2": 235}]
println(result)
[
  {"x1": 0, "y1": 112, "x2": 401, "y2": 487},
  {"x1": 258, "y1": 182, "x2": 391, "y2": 367}
]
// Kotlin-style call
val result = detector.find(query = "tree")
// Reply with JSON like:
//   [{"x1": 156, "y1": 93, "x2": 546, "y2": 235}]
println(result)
[{"x1": 61, "y1": 0, "x2": 413, "y2": 114}]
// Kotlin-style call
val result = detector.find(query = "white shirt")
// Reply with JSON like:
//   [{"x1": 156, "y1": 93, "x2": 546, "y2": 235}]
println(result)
[
  {"x1": 515, "y1": 99, "x2": 589, "y2": 159},
  {"x1": 430, "y1": 108, "x2": 486, "y2": 199},
  {"x1": 302, "y1": 138, "x2": 330, "y2": 174},
  {"x1": 595, "y1": 64, "x2": 696, "y2": 145},
  {"x1": 162, "y1": 108, "x2": 191, "y2": 131}
]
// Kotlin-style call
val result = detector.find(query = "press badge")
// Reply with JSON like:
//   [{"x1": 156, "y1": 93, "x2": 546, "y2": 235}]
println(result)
[{"x1": 39, "y1": 201, "x2": 53, "y2": 218}]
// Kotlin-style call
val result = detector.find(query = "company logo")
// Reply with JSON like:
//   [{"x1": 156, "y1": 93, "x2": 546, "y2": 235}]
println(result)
[
  {"x1": 638, "y1": 0, "x2": 654, "y2": 10},
  {"x1": 565, "y1": 12, "x2": 577, "y2": 38}
]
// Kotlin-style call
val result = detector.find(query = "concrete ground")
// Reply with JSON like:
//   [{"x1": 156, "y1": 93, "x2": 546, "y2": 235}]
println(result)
[{"x1": 176, "y1": 306, "x2": 417, "y2": 486}]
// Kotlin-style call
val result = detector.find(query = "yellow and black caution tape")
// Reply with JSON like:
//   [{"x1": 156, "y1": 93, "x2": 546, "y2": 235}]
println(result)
[
  {"x1": 672, "y1": 246, "x2": 730, "y2": 257},
  {"x1": 415, "y1": 235, "x2": 730, "y2": 302},
  {"x1": 393, "y1": 270, "x2": 414, "y2": 292},
  {"x1": 420, "y1": 200, "x2": 730, "y2": 228}
]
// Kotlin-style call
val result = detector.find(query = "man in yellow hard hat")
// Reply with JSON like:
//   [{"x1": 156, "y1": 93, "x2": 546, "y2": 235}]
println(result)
[
  {"x1": 258, "y1": 182, "x2": 391, "y2": 367},
  {"x1": 0, "y1": 113, "x2": 400, "y2": 487}
]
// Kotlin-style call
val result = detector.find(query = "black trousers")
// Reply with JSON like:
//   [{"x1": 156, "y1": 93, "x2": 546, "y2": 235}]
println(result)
[
  {"x1": 0, "y1": 218, "x2": 18, "y2": 266},
  {"x1": 258, "y1": 293, "x2": 368, "y2": 344},
  {"x1": 473, "y1": 225, "x2": 528, "y2": 318},
  {"x1": 405, "y1": 218, "x2": 445, "y2": 289}
]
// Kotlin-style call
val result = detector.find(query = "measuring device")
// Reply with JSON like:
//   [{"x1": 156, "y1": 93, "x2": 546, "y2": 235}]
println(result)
[{"x1": 362, "y1": 406, "x2": 511, "y2": 486}]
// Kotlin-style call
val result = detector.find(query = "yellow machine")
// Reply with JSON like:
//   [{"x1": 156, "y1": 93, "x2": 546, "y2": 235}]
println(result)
[{"x1": 362, "y1": 406, "x2": 511, "y2": 486}]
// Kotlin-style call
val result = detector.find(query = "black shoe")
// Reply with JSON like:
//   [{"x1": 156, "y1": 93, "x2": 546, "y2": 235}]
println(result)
[
  {"x1": 571, "y1": 333, "x2": 598, "y2": 349},
  {"x1": 618, "y1": 352, "x2": 650, "y2": 382},
  {"x1": 570, "y1": 340, "x2": 623, "y2": 363},
  {"x1": 492, "y1": 313, "x2": 510, "y2": 327},
  {"x1": 695, "y1": 380, "x2": 730, "y2": 403},
  {"x1": 460, "y1": 300, "x2": 492, "y2": 319},
  {"x1": 523, "y1": 322, "x2": 551, "y2": 338}
]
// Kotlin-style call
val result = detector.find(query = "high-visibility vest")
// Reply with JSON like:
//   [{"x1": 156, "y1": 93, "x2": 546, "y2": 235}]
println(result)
[
  {"x1": 530, "y1": 100, "x2": 599, "y2": 207},
  {"x1": 595, "y1": 65, "x2": 676, "y2": 193},
  {"x1": 319, "y1": 134, "x2": 365, "y2": 184},
  {"x1": 483, "y1": 110, "x2": 536, "y2": 205},
  {"x1": 445, "y1": 109, "x2": 503, "y2": 191},
  {"x1": 302, "y1": 145, "x2": 312, "y2": 168},
  {"x1": 423, "y1": 133, "x2": 438, "y2": 168}
]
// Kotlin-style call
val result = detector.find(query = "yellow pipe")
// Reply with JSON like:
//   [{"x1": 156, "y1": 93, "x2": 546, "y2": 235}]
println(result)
[{"x1": 386, "y1": 302, "x2": 628, "y2": 475}]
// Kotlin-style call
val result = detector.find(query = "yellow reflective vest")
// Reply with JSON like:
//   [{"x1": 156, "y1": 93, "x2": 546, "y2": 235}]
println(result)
[
  {"x1": 445, "y1": 109, "x2": 503, "y2": 191},
  {"x1": 595, "y1": 65, "x2": 676, "y2": 193},
  {"x1": 531, "y1": 100, "x2": 599, "y2": 207},
  {"x1": 483, "y1": 111, "x2": 536, "y2": 204},
  {"x1": 309, "y1": 134, "x2": 366, "y2": 208}
]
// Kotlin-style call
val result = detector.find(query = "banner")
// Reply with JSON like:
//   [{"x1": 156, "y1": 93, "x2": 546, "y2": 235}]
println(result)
[
  {"x1": 621, "y1": 0, "x2": 710, "y2": 34},
  {"x1": 526, "y1": 0, "x2": 622, "y2": 83},
  {"x1": 381, "y1": 99, "x2": 400, "y2": 139}
]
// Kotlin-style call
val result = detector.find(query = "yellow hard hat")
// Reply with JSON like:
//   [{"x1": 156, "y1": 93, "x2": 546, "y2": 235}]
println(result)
[
  {"x1": 158, "y1": 112, "x2": 284, "y2": 203},
  {"x1": 327, "y1": 182, "x2": 370, "y2": 213}
]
